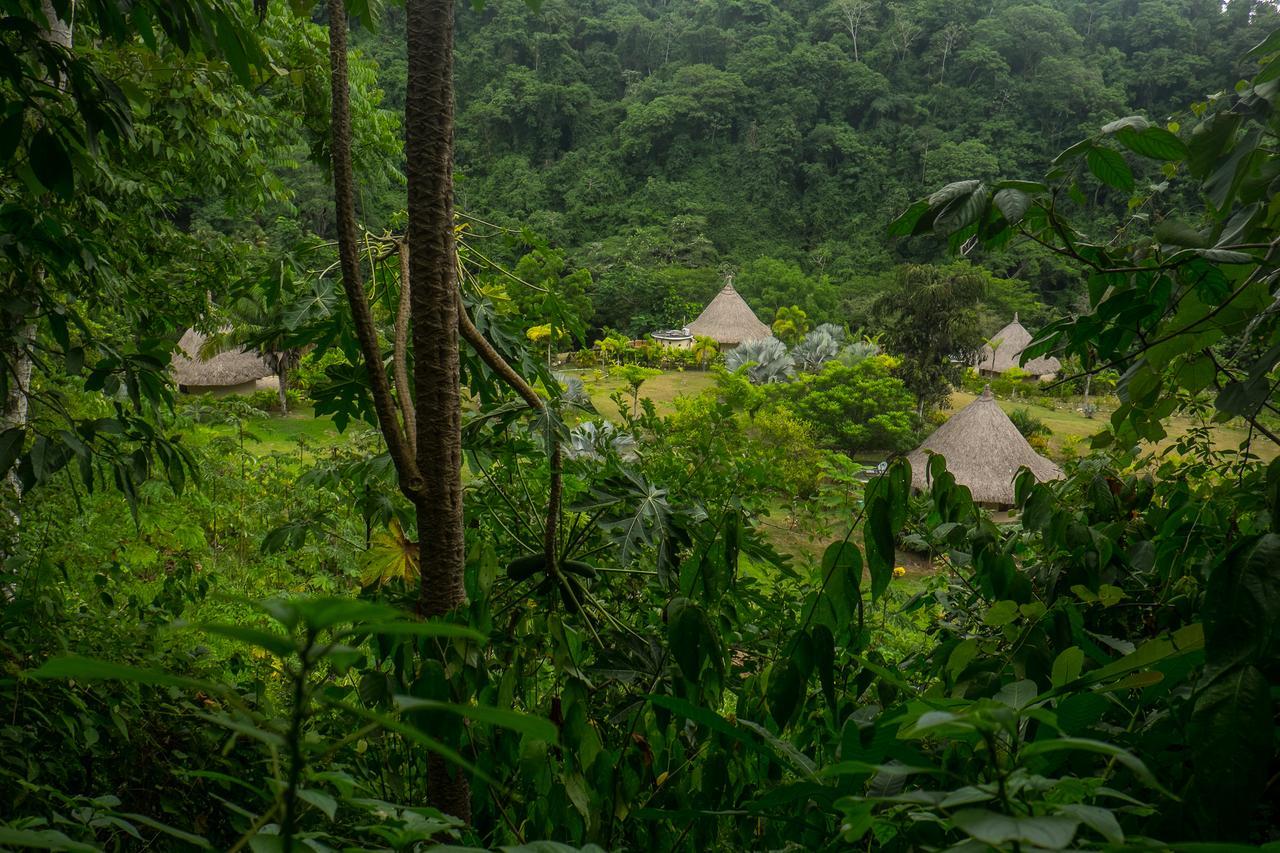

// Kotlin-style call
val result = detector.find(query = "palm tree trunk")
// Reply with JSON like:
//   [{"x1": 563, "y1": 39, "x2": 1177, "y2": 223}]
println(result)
[
  {"x1": 277, "y1": 364, "x2": 289, "y2": 415},
  {"x1": 406, "y1": 0, "x2": 470, "y2": 823}
]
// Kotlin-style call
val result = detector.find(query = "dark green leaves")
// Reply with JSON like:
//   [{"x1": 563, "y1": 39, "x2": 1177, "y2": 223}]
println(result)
[
  {"x1": 30, "y1": 128, "x2": 74, "y2": 198},
  {"x1": 811, "y1": 539, "x2": 862, "y2": 632},
  {"x1": 1190, "y1": 665, "x2": 1273, "y2": 838},
  {"x1": 1203, "y1": 534, "x2": 1280, "y2": 667},
  {"x1": 0, "y1": 427, "x2": 24, "y2": 479},
  {"x1": 931, "y1": 183, "x2": 988, "y2": 235},
  {"x1": 992, "y1": 188, "x2": 1031, "y2": 224},
  {"x1": 30, "y1": 655, "x2": 216, "y2": 692},
  {"x1": 668, "y1": 598, "x2": 714, "y2": 683}
]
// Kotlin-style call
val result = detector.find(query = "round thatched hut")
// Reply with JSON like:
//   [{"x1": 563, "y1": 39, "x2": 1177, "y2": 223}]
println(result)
[
  {"x1": 975, "y1": 313, "x2": 1062, "y2": 380},
  {"x1": 171, "y1": 329, "x2": 277, "y2": 395},
  {"x1": 907, "y1": 387, "x2": 1063, "y2": 506},
  {"x1": 686, "y1": 283, "x2": 771, "y2": 349}
]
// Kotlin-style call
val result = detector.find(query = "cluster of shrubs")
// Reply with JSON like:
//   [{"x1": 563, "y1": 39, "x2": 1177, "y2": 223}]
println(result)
[
  {"x1": 959, "y1": 367, "x2": 1118, "y2": 411},
  {"x1": 569, "y1": 330, "x2": 718, "y2": 370}
]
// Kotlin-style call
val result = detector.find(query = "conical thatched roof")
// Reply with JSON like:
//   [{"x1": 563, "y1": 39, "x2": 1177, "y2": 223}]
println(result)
[
  {"x1": 907, "y1": 387, "x2": 1063, "y2": 506},
  {"x1": 171, "y1": 328, "x2": 274, "y2": 388},
  {"x1": 687, "y1": 284, "x2": 771, "y2": 345},
  {"x1": 976, "y1": 313, "x2": 1062, "y2": 376}
]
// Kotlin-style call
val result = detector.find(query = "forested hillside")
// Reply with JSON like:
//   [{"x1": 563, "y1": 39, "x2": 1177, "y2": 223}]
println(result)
[{"x1": 380, "y1": 0, "x2": 1280, "y2": 332}]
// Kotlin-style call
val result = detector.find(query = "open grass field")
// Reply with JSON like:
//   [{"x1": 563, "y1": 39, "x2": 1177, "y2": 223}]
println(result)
[
  {"x1": 563, "y1": 368, "x2": 719, "y2": 418},
  {"x1": 185, "y1": 405, "x2": 348, "y2": 456},
  {"x1": 945, "y1": 390, "x2": 1276, "y2": 460}
]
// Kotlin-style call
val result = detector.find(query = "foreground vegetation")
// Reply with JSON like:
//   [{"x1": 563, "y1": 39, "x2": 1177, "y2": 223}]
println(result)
[{"x1": 2, "y1": 1, "x2": 1280, "y2": 851}]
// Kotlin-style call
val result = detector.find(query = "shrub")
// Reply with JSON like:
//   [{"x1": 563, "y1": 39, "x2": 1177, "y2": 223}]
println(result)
[
  {"x1": 744, "y1": 407, "x2": 825, "y2": 498},
  {"x1": 774, "y1": 357, "x2": 918, "y2": 453},
  {"x1": 1008, "y1": 406, "x2": 1051, "y2": 440},
  {"x1": 725, "y1": 337, "x2": 794, "y2": 384},
  {"x1": 292, "y1": 347, "x2": 347, "y2": 397}
]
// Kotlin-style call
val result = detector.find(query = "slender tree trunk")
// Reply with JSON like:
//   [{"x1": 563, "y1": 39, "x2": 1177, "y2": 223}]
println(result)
[
  {"x1": 277, "y1": 364, "x2": 289, "y2": 415},
  {"x1": 406, "y1": 0, "x2": 470, "y2": 822},
  {"x1": 406, "y1": 0, "x2": 464, "y2": 617},
  {"x1": 395, "y1": 240, "x2": 417, "y2": 454},
  {"x1": 5, "y1": 2, "x2": 73, "y2": 516},
  {"x1": 327, "y1": 0, "x2": 421, "y2": 498}
]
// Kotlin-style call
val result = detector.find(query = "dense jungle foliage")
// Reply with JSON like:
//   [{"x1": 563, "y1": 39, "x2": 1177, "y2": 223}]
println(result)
[{"x1": 1, "y1": 0, "x2": 1280, "y2": 851}]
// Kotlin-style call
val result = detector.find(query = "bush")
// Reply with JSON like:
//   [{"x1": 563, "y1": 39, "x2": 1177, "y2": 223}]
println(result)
[
  {"x1": 725, "y1": 337, "x2": 794, "y2": 384},
  {"x1": 774, "y1": 356, "x2": 918, "y2": 453},
  {"x1": 743, "y1": 407, "x2": 825, "y2": 498},
  {"x1": 1008, "y1": 406, "x2": 1051, "y2": 440},
  {"x1": 293, "y1": 348, "x2": 347, "y2": 397}
]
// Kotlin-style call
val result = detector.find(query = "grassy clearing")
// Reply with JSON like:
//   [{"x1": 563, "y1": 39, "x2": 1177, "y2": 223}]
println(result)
[
  {"x1": 564, "y1": 368, "x2": 719, "y2": 418},
  {"x1": 946, "y1": 391, "x2": 1275, "y2": 460},
  {"x1": 183, "y1": 404, "x2": 349, "y2": 456}
]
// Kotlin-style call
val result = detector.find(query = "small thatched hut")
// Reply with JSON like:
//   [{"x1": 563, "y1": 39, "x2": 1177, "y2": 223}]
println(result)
[
  {"x1": 975, "y1": 314, "x2": 1061, "y2": 380},
  {"x1": 907, "y1": 387, "x2": 1063, "y2": 506},
  {"x1": 171, "y1": 329, "x2": 277, "y2": 395},
  {"x1": 686, "y1": 283, "x2": 771, "y2": 349}
]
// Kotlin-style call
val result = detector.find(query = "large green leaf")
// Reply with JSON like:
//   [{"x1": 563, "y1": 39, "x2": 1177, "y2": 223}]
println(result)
[
  {"x1": 203, "y1": 625, "x2": 296, "y2": 658},
  {"x1": 952, "y1": 810, "x2": 1079, "y2": 849},
  {"x1": 814, "y1": 539, "x2": 862, "y2": 631},
  {"x1": 0, "y1": 828, "x2": 100, "y2": 852},
  {"x1": 992, "y1": 188, "x2": 1031, "y2": 224},
  {"x1": 864, "y1": 498, "x2": 895, "y2": 601},
  {"x1": 1020, "y1": 737, "x2": 1165, "y2": 793},
  {"x1": 1086, "y1": 147, "x2": 1134, "y2": 192},
  {"x1": 393, "y1": 696, "x2": 558, "y2": 742},
  {"x1": 667, "y1": 598, "x2": 709, "y2": 683},
  {"x1": 647, "y1": 694, "x2": 757, "y2": 750},
  {"x1": 1189, "y1": 665, "x2": 1272, "y2": 837},
  {"x1": 1204, "y1": 534, "x2": 1280, "y2": 666},
  {"x1": 1085, "y1": 623, "x2": 1203, "y2": 685},
  {"x1": 765, "y1": 659, "x2": 805, "y2": 729},
  {"x1": 1114, "y1": 126, "x2": 1189, "y2": 161},
  {"x1": 29, "y1": 655, "x2": 217, "y2": 692}
]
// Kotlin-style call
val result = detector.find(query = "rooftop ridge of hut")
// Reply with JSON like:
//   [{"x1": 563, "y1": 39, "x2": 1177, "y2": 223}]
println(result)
[
  {"x1": 976, "y1": 315, "x2": 1062, "y2": 377},
  {"x1": 686, "y1": 282, "x2": 771, "y2": 347}
]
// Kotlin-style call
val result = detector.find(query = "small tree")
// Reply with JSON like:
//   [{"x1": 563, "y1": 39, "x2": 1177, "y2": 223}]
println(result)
[
  {"x1": 872, "y1": 264, "x2": 985, "y2": 415},
  {"x1": 611, "y1": 364, "x2": 661, "y2": 416},
  {"x1": 771, "y1": 305, "x2": 810, "y2": 346},
  {"x1": 775, "y1": 356, "x2": 918, "y2": 453},
  {"x1": 691, "y1": 335, "x2": 719, "y2": 370}
]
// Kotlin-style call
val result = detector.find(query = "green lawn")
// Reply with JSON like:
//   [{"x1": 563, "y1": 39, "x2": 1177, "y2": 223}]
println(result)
[
  {"x1": 565, "y1": 368, "x2": 719, "y2": 418},
  {"x1": 186, "y1": 405, "x2": 349, "y2": 456}
]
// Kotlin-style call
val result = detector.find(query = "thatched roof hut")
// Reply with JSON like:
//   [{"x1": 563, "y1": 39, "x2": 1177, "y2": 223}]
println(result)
[
  {"x1": 171, "y1": 329, "x2": 275, "y2": 392},
  {"x1": 687, "y1": 284, "x2": 771, "y2": 347},
  {"x1": 975, "y1": 314, "x2": 1062, "y2": 378},
  {"x1": 907, "y1": 387, "x2": 1063, "y2": 506}
]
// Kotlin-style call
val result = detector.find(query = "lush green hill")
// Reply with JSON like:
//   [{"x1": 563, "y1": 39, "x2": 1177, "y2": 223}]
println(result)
[{"x1": 358, "y1": 0, "x2": 1280, "y2": 333}]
